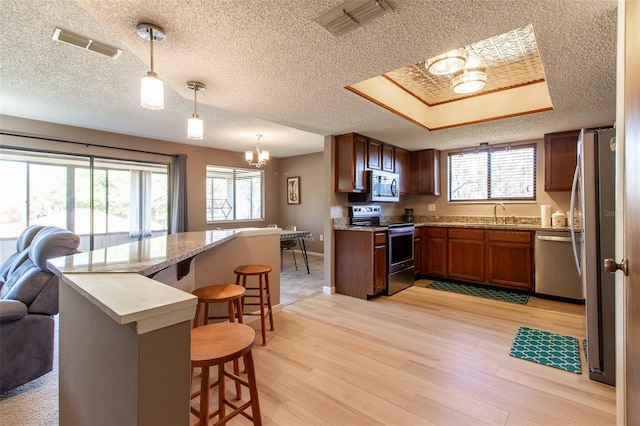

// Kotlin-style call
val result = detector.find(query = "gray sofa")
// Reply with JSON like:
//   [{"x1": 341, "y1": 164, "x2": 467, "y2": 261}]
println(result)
[{"x1": 0, "y1": 226, "x2": 80, "y2": 393}]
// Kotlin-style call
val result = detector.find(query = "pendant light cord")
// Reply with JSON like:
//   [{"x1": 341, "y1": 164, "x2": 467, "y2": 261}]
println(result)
[
  {"x1": 149, "y1": 28, "x2": 155, "y2": 74},
  {"x1": 193, "y1": 88, "x2": 198, "y2": 116}
]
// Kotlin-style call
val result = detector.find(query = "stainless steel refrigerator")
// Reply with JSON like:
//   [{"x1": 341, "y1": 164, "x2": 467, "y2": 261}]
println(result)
[{"x1": 570, "y1": 127, "x2": 616, "y2": 386}]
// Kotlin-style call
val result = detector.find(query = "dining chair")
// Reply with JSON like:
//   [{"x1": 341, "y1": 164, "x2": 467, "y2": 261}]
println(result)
[{"x1": 280, "y1": 225, "x2": 297, "y2": 271}]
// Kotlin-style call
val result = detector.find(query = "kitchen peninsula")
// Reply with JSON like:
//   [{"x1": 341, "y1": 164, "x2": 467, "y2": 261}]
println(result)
[{"x1": 49, "y1": 227, "x2": 280, "y2": 426}]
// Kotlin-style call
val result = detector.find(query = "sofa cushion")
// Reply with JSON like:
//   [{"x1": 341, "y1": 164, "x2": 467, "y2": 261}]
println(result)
[
  {"x1": 0, "y1": 299, "x2": 28, "y2": 323},
  {"x1": 29, "y1": 227, "x2": 80, "y2": 272},
  {"x1": 0, "y1": 225, "x2": 45, "y2": 283},
  {"x1": 0, "y1": 227, "x2": 79, "y2": 304},
  {"x1": 17, "y1": 225, "x2": 46, "y2": 252}
]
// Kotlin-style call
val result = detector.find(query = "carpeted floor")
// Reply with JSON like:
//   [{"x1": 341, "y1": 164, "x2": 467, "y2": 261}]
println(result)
[
  {"x1": 279, "y1": 250, "x2": 324, "y2": 305},
  {"x1": 509, "y1": 326, "x2": 582, "y2": 374}
]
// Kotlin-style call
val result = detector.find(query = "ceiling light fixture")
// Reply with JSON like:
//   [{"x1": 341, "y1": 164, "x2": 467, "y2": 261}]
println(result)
[
  {"x1": 245, "y1": 134, "x2": 269, "y2": 168},
  {"x1": 186, "y1": 81, "x2": 205, "y2": 140},
  {"x1": 451, "y1": 69, "x2": 487, "y2": 94},
  {"x1": 137, "y1": 23, "x2": 165, "y2": 110},
  {"x1": 426, "y1": 48, "x2": 467, "y2": 75}
]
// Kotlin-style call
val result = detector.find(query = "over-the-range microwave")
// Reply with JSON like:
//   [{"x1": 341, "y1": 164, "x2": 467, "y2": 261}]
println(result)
[{"x1": 348, "y1": 170, "x2": 400, "y2": 203}]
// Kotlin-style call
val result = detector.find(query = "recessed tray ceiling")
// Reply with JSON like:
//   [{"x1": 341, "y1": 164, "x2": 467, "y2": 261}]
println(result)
[{"x1": 347, "y1": 25, "x2": 554, "y2": 131}]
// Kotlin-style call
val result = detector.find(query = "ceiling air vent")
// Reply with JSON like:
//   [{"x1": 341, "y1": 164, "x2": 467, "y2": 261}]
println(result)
[
  {"x1": 52, "y1": 28, "x2": 122, "y2": 58},
  {"x1": 314, "y1": 0, "x2": 396, "y2": 36}
]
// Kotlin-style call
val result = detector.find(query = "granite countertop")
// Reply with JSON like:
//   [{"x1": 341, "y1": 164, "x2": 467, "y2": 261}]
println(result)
[
  {"x1": 413, "y1": 222, "x2": 572, "y2": 232},
  {"x1": 48, "y1": 227, "x2": 279, "y2": 277},
  {"x1": 48, "y1": 227, "x2": 281, "y2": 335},
  {"x1": 334, "y1": 222, "x2": 572, "y2": 232}
]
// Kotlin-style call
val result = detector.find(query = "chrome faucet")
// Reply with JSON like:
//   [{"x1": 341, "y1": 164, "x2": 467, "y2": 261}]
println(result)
[{"x1": 493, "y1": 202, "x2": 506, "y2": 224}]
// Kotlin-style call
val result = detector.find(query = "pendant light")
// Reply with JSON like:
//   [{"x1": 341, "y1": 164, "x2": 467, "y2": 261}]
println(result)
[
  {"x1": 137, "y1": 23, "x2": 165, "y2": 110},
  {"x1": 186, "y1": 81, "x2": 205, "y2": 140}
]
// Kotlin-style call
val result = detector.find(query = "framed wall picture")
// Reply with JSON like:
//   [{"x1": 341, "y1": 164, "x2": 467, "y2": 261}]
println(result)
[{"x1": 287, "y1": 176, "x2": 300, "y2": 205}]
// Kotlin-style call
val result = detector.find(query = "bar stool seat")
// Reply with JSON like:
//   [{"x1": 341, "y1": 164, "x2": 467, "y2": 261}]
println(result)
[
  {"x1": 192, "y1": 284, "x2": 246, "y2": 327},
  {"x1": 190, "y1": 323, "x2": 262, "y2": 425},
  {"x1": 234, "y1": 264, "x2": 274, "y2": 346}
]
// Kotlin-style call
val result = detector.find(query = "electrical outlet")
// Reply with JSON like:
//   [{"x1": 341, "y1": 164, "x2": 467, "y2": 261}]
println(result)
[
  {"x1": 428, "y1": 204, "x2": 436, "y2": 211},
  {"x1": 319, "y1": 234, "x2": 324, "y2": 241}
]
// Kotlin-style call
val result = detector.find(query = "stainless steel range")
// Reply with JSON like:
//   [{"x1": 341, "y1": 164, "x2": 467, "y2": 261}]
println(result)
[{"x1": 349, "y1": 205, "x2": 415, "y2": 295}]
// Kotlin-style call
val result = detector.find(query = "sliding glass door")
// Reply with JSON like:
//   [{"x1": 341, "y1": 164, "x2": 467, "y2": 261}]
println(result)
[{"x1": 0, "y1": 148, "x2": 168, "y2": 260}]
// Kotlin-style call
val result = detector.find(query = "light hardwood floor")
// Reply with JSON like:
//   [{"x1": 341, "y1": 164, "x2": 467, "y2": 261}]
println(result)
[{"x1": 192, "y1": 286, "x2": 616, "y2": 425}]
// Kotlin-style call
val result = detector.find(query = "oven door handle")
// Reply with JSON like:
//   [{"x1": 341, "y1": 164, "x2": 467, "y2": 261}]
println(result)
[{"x1": 388, "y1": 227, "x2": 415, "y2": 236}]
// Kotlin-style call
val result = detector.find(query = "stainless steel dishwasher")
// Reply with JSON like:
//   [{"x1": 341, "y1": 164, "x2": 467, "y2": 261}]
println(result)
[{"x1": 534, "y1": 230, "x2": 584, "y2": 301}]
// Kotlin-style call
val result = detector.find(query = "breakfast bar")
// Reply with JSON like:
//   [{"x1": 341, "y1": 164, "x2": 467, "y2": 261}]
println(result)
[{"x1": 49, "y1": 227, "x2": 280, "y2": 426}]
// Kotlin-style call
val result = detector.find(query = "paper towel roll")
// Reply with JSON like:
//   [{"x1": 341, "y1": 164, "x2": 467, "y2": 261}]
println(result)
[{"x1": 540, "y1": 205, "x2": 551, "y2": 227}]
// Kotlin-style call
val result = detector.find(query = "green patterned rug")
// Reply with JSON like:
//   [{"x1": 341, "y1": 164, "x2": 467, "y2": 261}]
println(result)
[
  {"x1": 426, "y1": 280, "x2": 529, "y2": 304},
  {"x1": 509, "y1": 327, "x2": 582, "y2": 374}
]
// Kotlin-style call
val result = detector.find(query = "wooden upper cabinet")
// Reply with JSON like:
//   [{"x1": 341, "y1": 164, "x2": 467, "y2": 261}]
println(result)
[
  {"x1": 367, "y1": 138, "x2": 395, "y2": 172},
  {"x1": 394, "y1": 147, "x2": 411, "y2": 195},
  {"x1": 382, "y1": 144, "x2": 395, "y2": 172},
  {"x1": 411, "y1": 149, "x2": 441, "y2": 196},
  {"x1": 367, "y1": 138, "x2": 382, "y2": 170},
  {"x1": 544, "y1": 130, "x2": 580, "y2": 191},
  {"x1": 335, "y1": 133, "x2": 367, "y2": 193}
]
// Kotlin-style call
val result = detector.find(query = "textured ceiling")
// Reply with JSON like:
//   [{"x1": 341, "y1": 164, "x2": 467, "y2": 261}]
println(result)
[{"x1": 0, "y1": 0, "x2": 617, "y2": 158}]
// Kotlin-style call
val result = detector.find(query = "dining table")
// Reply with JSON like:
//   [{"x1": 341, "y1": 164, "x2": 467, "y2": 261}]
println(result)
[{"x1": 280, "y1": 229, "x2": 312, "y2": 274}]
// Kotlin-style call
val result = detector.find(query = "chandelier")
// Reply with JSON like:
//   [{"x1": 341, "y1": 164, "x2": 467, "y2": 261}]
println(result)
[{"x1": 245, "y1": 134, "x2": 269, "y2": 168}]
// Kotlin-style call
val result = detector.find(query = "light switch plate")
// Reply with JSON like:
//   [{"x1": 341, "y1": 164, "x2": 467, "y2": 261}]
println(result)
[{"x1": 428, "y1": 204, "x2": 436, "y2": 211}]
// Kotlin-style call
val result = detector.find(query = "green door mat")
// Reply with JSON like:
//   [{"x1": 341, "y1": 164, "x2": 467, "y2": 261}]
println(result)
[
  {"x1": 427, "y1": 280, "x2": 529, "y2": 304},
  {"x1": 509, "y1": 326, "x2": 582, "y2": 374}
]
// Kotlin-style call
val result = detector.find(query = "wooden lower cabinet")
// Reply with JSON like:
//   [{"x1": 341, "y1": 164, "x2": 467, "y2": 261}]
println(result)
[
  {"x1": 447, "y1": 228, "x2": 485, "y2": 282},
  {"x1": 486, "y1": 230, "x2": 534, "y2": 290},
  {"x1": 373, "y1": 236, "x2": 387, "y2": 294},
  {"x1": 420, "y1": 226, "x2": 534, "y2": 291},
  {"x1": 414, "y1": 228, "x2": 422, "y2": 276},
  {"x1": 335, "y1": 230, "x2": 387, "y2": 299},
  {"x1": 423, "y1": 227, "x2": 447, "y2": 278}
]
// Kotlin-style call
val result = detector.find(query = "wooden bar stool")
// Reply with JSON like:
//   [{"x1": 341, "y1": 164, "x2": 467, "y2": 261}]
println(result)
[
  {"x1": 192, "y1": 284, "x2": 246, "y2": 399},
  {"x1": 192, "y1": 284, "x2": 246, "y2": 328},
  {"x1": 234, "y1": 264, "x2": 274, "y2": 345},
  {"x1": 190, "y1": 323, "x2": 262, "y2": 426}
]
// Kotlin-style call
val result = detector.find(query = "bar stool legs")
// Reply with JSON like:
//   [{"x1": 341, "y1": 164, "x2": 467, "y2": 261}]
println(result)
[
  {"x1": 190, "y1": 323, "x2": 261, "y2": 425},
  {"x1": 234, "y1": 264, "x2": 274, "y2": 345}
]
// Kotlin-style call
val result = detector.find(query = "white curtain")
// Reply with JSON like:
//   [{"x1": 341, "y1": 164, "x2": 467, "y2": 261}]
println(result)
[{"x1": 129, "y1": 170, "x2": 152, "y2": 238}]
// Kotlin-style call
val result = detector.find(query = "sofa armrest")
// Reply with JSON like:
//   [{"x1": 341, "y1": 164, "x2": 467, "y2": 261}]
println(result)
[{"x1": 0, "y1": 299, "x2": 27, "y2": 323}]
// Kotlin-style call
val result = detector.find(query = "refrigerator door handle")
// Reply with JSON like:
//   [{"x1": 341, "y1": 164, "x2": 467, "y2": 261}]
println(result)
[{"x1": 570, "y1": 164, "x2": 581, "y2": 276}]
